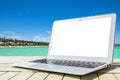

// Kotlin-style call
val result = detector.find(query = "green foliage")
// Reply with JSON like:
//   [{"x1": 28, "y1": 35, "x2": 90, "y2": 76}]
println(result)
[
  {"x1": 115, "y1": 44, "x2": 120, "y2": 46},
  {"x1": 0, "y1": 37, "x2": 49, "y2": 46}
]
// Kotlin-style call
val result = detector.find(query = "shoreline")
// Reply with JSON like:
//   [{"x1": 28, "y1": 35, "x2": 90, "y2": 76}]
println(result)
[{"x1": 0, "y1": 46, "x2": 48, "y2": 48}]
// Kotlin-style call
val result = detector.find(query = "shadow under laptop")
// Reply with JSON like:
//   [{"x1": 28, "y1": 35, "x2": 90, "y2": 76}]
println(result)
[
  {"x1": 95, "y1": 63, "x2": 120, "y2": 74},
  {"x1": 80, "y1": 64, "x2": 120, "y2": 80}
]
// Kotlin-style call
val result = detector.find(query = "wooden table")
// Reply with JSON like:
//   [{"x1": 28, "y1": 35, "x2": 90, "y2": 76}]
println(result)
[{"x1": 0, "y1": 57, "x2": 120, "y2": 80}]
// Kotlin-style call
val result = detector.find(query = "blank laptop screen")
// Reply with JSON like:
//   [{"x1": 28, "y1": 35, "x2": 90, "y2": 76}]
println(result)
[{"x1": 49, "y1": 17, "x2": 112, "y2": 58}]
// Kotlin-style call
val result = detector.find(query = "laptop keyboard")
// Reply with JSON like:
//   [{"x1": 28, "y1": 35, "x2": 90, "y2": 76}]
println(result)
[{"x1": 31, "y1": 59, "x2": 105, "y2": 68}]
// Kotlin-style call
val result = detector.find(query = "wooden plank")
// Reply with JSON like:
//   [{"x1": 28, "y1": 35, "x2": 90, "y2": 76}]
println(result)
[
  {"x1": 10, "y1": 72, "x2": 34, "y2": 80},
  {"x1": 0, "y1": 67, "x2": 31, "y2": 72},
  {"x1": 0, "y1": 63, "x2": 37, "y2": 72},
  {"x1": 63, "y1": 74, "x2": 80, "y2": 80},
  {"x1": 28, "y1": 72, "x2": 49, "y2": 80},
  {"x1": 45, "y1": 73, "x2": 64, "y2": 80},
  {"x1": 0, "y1": 56, "x2": 45, "y2": 63},
  {"x1": 98, "y1": 74, "x2": 117, "y2": 80},
  {"x1": 0, "y1": 72, "x2": 6, "y2": 75},
  {"x1": 97, "y1": 66, "x2": 120, "y2": 74},
  {"x1": 0, "y1": 72, "x2": 19, "y2": 80},
  {"x1": 114, "y1": 74, "x2": 120, "y2": 80},
  {"x1": 113, "y1": 59, "x2": 120, "y2": 64},
  {"x1": 81, "y1": 74, "x2": 98, "y2": 80},
  {"x1": 0, "y1": 66, "x2": 34, "y2": 72}
]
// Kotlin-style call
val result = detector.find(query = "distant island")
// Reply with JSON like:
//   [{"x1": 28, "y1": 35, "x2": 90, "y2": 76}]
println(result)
[
  {"x1": 0, "y1": 37, "x2": 119, "y2": 47},
  {"x1": 0, "y1": 37, "x2": 48, "y2": 47},
  {"x1": 115, "y1": 44, "x2": 120, "y2": 46}
]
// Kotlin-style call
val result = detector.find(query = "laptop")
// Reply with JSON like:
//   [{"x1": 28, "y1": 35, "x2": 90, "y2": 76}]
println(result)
[{"x1": 12, "y1": 13, "x2": 116, "y2": 75}]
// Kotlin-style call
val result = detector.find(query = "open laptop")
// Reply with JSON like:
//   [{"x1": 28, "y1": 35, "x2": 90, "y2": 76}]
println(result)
[{"x1": 12, "y1": 13, "x2": 116, "y2": 75}]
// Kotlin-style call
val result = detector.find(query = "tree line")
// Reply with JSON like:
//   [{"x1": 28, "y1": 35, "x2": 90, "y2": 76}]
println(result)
[
  {"x1": 0, "y1": 37, "x2": 49, "y2": 46},
  {"x1": 115, "y1": 44, "x2": 120, "y2": 46}
]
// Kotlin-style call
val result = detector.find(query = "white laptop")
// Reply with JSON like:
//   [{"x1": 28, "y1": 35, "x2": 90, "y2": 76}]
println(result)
[{"x1": 12, "y1": 13, "x2": 116, "y2": 75}]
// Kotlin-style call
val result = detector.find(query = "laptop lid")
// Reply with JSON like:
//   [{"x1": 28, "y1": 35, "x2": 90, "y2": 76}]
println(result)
[{"x1": 47, "y1": 13, "x2": 116, "y2": 63}]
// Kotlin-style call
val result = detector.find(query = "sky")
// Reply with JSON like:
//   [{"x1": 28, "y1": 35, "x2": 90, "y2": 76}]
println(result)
[{"x1": 0, "y1": 0, "x2": 120, "y2": 43}]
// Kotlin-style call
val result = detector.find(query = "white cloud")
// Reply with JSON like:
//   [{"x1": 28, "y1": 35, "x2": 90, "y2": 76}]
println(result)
[
  {"x1": 0, "y1": 31, "x2": 22, "y2": 40},
  {"x1": 115, "y1": 39, "x2": 120, "y2": 44},
  {"x1": 0, "y1": 34, "x2": 5, "y2": 37},
  {"x1": 6, "y1": 36, "x2": 21, "y2": 39},
  {"x1": 2, "y1": 31, "x2": 16, "y2": 35},
  {"x1": 46, "y1": 30, "x2": 51, "y2": 34},
  {"x1": 33, "y1": 34, "x2": 50, "y2": 42}
]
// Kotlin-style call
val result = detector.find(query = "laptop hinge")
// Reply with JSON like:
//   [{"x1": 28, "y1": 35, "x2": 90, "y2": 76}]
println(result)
[{"x1": 107, "y1": 64, "x2": 112, "y2": 67}]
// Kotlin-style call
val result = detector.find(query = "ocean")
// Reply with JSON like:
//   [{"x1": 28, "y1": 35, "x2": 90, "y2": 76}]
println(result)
[{"x1": 0, "y1": 46, "x2": 120, "y2": 58}]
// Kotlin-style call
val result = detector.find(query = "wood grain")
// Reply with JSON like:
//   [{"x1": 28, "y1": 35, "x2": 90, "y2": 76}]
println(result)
[{"x1": 0, "y1": 57, "x2": 119, "y2": 80}]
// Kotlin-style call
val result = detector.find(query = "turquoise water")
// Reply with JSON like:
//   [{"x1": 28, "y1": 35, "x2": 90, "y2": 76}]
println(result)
[
  {"x1": 114, "y1": 46, "x2": 120, "y2": 58},
  {"x1": 0, "y1": 46, "x2": 120, "y2": 58},
  {"x1": 0, "y1": 46, "x2": 48, "y2": 56}
]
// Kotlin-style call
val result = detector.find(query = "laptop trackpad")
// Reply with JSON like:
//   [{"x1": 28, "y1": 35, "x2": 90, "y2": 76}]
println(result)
[{"x1": 30, "y1": 63, "x2": 62, "y2": 70}]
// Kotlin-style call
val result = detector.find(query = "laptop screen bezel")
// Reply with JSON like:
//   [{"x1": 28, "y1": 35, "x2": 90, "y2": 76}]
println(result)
[{"x1": 47, "y1": 13, "x2": 116, "y2": 63}]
